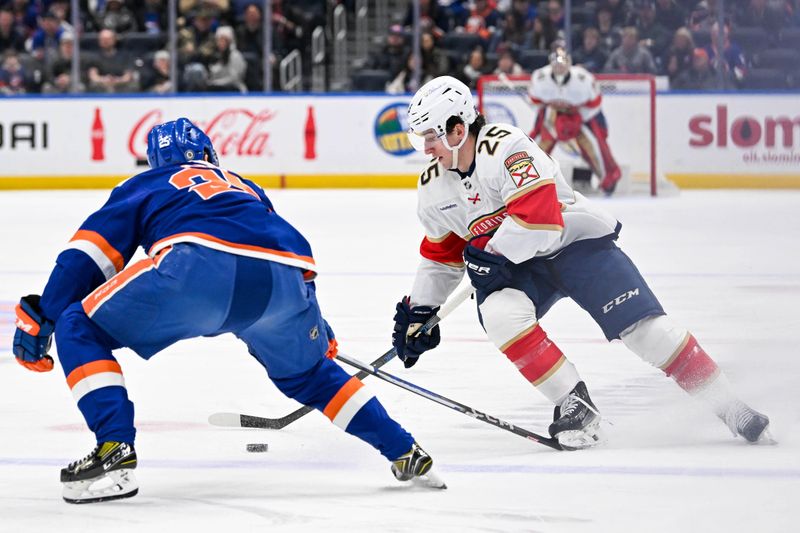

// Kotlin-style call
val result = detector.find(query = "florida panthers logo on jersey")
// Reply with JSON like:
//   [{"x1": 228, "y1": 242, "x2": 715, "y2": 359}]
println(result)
[{"x1": 504, "y1": 151, "x2": 539, "y2": 188}]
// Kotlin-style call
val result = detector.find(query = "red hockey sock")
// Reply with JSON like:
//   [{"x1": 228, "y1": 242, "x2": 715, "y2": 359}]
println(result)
[
  {"x1": 503, "y1": 325, "x2": 566, "y2": 386},
  {"x1": 662, "y1": 334, "x2": 719, "y2": 394}
]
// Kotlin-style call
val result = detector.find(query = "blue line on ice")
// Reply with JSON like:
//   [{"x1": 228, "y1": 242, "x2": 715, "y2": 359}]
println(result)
[{"x1": 2, "y1": 458, "x2": 797, "y2": 479}]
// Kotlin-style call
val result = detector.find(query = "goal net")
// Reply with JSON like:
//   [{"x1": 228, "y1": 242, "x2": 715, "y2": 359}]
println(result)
[{"x1": 478, "y1": 73, "x2": 672, "y2": 196}]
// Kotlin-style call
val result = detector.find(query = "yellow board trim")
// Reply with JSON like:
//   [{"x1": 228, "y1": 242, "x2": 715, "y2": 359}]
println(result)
[
  {"x1": 0, "y1": 174, "x2": 420, "y2": 190},
  {"x1": 4, "y1": 173, "x2": 800, "y2": 190},
  {"x1": 667, "y1": 174, "x2": 800, "y2": 189}
]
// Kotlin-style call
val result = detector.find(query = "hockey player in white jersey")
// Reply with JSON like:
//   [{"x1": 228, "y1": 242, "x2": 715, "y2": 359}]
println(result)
[
  {"x1": 528, "y1": 47, "x2": 623, "y2": 195},
  {"x1": 391, "y1": 75, "x2": 771, "y2": 449}
]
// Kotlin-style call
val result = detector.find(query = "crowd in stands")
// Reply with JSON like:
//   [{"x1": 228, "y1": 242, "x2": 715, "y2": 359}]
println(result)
[
  {"x1": 0, "y1": 0, "x2": 325, "y2": 94},
  {"x1": 365, "y1": 0, "x2": 800, "y2": 93},
  {"x1": 1, "y1": 0, "x2": 799, "y2": 95}
]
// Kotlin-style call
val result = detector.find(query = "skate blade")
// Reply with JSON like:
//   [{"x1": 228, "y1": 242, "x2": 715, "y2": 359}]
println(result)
[
  {"x1": 63, "y1": 469, "x2": 139, "y2": 504},
  {"x1": 409, "y1": 468, "x2": 447, "y2": 490},
  {"x1": 751, "y1": 426, "x2": 778, "y2": 446},
  {"x1": 557, "y1": 421, "x2": 605, "y2": 451}
]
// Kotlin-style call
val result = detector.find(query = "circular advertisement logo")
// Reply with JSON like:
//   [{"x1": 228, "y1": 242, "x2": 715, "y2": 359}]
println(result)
[
  {"x1": 484, "y1": 102, "x2": 517, "y2": 127},
  {"x1": 374, "y1": 102, "x2": 414, "y2": 157}
]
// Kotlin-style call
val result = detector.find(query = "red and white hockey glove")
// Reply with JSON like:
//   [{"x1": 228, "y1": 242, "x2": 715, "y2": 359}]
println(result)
[{"x1": 554, "y1": 112, "x2": 583, "y2": 141}]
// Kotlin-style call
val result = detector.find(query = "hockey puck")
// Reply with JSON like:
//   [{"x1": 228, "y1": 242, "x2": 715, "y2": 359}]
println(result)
[{"x1": 246, "y1": 443, "x2": 268, "y2": 453}]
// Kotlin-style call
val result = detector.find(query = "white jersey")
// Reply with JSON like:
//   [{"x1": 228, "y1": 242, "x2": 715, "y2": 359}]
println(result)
[
  {"x1": 410, "y1": 123, "x2": 618, "y2": 307},
  {"x1": 528, "y1": 65, "x2": 602, "y2": 122}
]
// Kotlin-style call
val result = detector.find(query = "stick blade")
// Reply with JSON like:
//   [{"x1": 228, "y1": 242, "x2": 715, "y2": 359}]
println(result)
[{"x1": 208, "y1": 412, "x2": 245, "y2": 428}]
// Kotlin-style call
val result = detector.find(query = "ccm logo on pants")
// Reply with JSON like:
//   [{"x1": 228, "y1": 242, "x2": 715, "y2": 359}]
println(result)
[{"x1": 603, "y1": 288, "x2": 639, "y2": 314}]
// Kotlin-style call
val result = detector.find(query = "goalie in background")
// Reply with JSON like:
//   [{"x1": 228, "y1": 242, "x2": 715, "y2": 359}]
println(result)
[
  {"x1": 11, "y1": 118, "x2": 443, "y2": 504},
  {"x1": 528, "y1": 46, "x2": 623, "y2": 195}
]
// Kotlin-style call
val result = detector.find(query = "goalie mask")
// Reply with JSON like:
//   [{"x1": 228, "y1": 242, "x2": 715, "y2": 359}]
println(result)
[
  {"x1": 146, "y1": 117, "x2": 220, "y2": 169},
  {"x1": 406, "y1": 76, "x2": 477, "y2": 169},
  {"x1": 549, "y1": 47, "x2": 572, "y2": 80}
]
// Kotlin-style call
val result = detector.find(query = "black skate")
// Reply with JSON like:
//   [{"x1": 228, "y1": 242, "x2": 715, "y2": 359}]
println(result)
[
  {"x1": 61, "y1": 442, "x2": 138, "y2": 504},
  {"x1": 720, "y1": 401, "x2": 774, "y2": 444},
  {"x1": 548, "y1": 382, "x2": 603, "y2": 450},
  {"x1": 391, "y1": 442, "x2": 446, "y2": 489}
]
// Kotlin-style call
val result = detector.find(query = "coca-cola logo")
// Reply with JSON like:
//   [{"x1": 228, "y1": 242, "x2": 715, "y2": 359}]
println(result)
[
  {"x1": 689, "y1": 105, "x2": 800, "y2": 149},
  {"x1": 128, "y1": 109, "x2": 276, "y2": 159}
]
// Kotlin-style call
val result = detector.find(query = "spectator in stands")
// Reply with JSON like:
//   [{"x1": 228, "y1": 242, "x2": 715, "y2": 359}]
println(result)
[
  {"x1": 530, "y1": 14, "x2": 558, "y2": 50},
  {"x1": 604, "y1": 26, "x2": 657, "y2": 73},
  {"x1": 705, "y1": 21, "x2": 747, "y2": 87},
  {"x1": 178, "y1": 7, "x2": 218, "y2": 66},
  {"x1": 596, "y1": 4, "x2": 623, "y2": 52},
  {"x1": 28, "y1": 10, "x2": 64, "y2": 63},
  {"x1": 403, "y1": 0, "x2": 450, "y2": 37},
  {"x1": 236, "y1": 3, "x2": 263, "y2": 57},
  {"x1": 0, "y1": 8, "x2": 26, "y2": 53},
  {"x1": 9, "y1": 0, "x2": 39, "y2": 38},
  {"x1": 672, "y1": 47, "x2": 727, "y2": 89},
  {"x1": 207, "y1": 25, "x2": 247, "y2": 92},
  {"x1": 140, "y1": 49, "x2": 172, "y2": 93},
  {"x1": 687, "y1": 1, "x2": 718, "y2": 31},
  {"x1": 655, "y1": 0, "x2": 687, "y2": 31},
  {"x1": 136, "y1": 0, "x2": 167, "y2": 34},
  {"x1": 42, "y1": 31, "x2": 83, "y2": 94},
  {"x1": 421, "y1": 31, "x2": 449, "y2": 77},
  {"x1": 0, "y1": 50, "x2": 32, "y2": 94},
  {"x1": 493, "y1": 46, "x2": 524, "y2": 75},
  {"x1": 463, "y1": 0, "x2": 502, "y2": 49},
  {"x1": 385, "y1": 52, "x2": 432, "y2": 95},
  {"x1": 86, "y1": 28, "x2": 138, "y2": 92},
  {"x1": 94, "y1": 0, "x2": 138, "y2": 34},
  {"x1": 603, "y1": 0, "x2": 633, "y2": 26},
  {"x1": 272, "y1": 0, "x2": 307, "y2": 58},
  {"x1": 500, "y1": 9, "x2": 531, "y2": 51},
  {"x1": 546, "y1": 0, "x2": 565, "y2": 30},
  {"x1": 46, "y1": 0, "x2": 74, "y2": 34},
  {"x1": 455, "y1": 45, "x2": 488, "y2": 89},
  {"x1": 663, "y1": 27, "x2": 695, "y2": 81},
  {"x1": 735, "y1": 0, "x2": 787, "y2": 33},
  {"x1": 632, "y1": 0, "x2": 671, "y2": 63},
  {"x1": 367, "y1": 24, "x2": 408, "y2": 78},
  {"x1": 573, "y1": 27, "x2": 609, "y2": 73},
  {"x1": 510, "y1": 0, "x2": 538, "y2": 31},
  {"x1": 179, "y1": 0, "x2": 230, "y2": 24}
]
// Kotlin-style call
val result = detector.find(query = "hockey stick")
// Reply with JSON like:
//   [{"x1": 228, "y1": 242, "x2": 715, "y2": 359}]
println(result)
[
  {"x1": 208, "y1": 283, "x2": 476, "y2": 430},
  {"x1": 335, "y1": 352, "x2": 563, "y2": 451}
]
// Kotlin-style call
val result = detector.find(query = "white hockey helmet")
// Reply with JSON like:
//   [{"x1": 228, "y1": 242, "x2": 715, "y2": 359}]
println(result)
[{"x1": 406, "y1": 75, "x2": 477, "y2": 152}]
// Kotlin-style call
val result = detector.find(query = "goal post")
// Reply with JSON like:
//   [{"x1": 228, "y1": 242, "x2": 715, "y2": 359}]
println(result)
[{"x1": 477, "y1": 73, "x2": 665, "y2": 196}]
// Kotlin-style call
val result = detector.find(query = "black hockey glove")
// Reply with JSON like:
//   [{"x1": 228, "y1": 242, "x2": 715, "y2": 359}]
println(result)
[
  {"x1": 392, "y1": 297, "x2": 441, "y2": 368},
  {"x1": 13, "y1": 295, "x2": 55, "y2": 372},
  {"x1": 463, "y1": 235, "x2": 513, "y2": 294}
]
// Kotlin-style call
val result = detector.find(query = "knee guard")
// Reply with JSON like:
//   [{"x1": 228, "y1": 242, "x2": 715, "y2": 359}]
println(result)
[{"x1": 480, "y1": 289, "x2": 579, "y2": 403}]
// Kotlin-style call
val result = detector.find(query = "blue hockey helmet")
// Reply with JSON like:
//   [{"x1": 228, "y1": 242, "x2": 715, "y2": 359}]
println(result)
[{"x1": 146, "y1": 117, "x2": 219, "y2": 169}]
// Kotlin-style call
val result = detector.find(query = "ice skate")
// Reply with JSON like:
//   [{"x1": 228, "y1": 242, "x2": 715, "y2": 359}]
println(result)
[
  {"x1": 61, "y1": 442, "x2": 138, "y2": 504},
  {"x1": 391, "y1": 442, "x2": 446, "y2": 489},
  {"x1": 719, "y1": 401, "x2": 774, "y2": 444},
  {"x1": 600, "y1": 167, "x2": 621, "y2": 195},
  {"x1": 549, "y1": 382, "x2": 603, "y2": 450}
]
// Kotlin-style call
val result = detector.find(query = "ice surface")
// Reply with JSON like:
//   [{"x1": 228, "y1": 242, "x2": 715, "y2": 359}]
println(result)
[{"x1": 0, "y1": 189, "x2": 798, "y2": 532}]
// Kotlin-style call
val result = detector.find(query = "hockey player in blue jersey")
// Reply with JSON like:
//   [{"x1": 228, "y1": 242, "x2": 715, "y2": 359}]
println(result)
[{"x1": 12, "y1": 118, "x2": 443, "y2": 504}]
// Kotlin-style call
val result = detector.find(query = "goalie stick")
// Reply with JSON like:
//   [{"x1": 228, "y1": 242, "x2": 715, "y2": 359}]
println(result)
[
  {"x1": 208, "y1": 283, "x2": 476, "y2": 430},
  {"x1": 335, "y1": 352, "x2": 564, "y2": 451}
]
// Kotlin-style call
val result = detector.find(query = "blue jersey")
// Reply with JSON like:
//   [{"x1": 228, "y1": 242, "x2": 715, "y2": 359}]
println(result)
[{"x1": 40, "y1": 160, "x2": 315, "y2": 321}]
